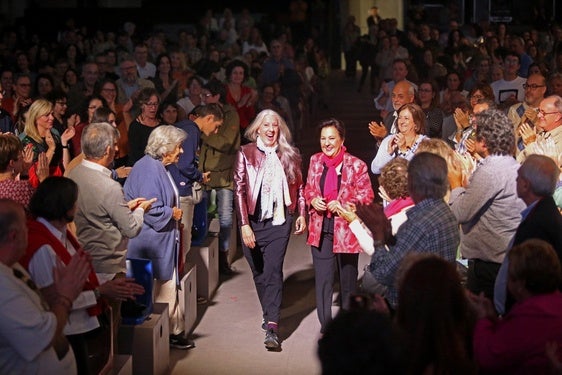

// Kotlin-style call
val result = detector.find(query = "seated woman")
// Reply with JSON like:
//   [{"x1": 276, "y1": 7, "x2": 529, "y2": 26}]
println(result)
[
  {"x1": 339, "y1": 157, "x2": 413, "y2": 255},
  {"x1": 395, "y1": 254, "x2": 477, "y2": 374},
  {"x1": 0, "y1": 133, "x2": 48, "y2": 210},
  {"x1": 377, "y1": 157, "x2": 414, "y2": 234},
  {"x1": 472, "y1": 239, "x2": 562, "y2": 374},
  {"x1": 21, "y1": 176, "x2": 145, "y2": 374}
]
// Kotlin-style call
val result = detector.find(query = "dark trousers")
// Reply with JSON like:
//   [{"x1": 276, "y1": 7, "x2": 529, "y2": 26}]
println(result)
[
  {"x1": 467, "y1": 259, "x2": 501, "y2": 300},
  {"x1": 242, "y1": 215, "x2": 293, "y2": 324},
  {"x1": 67, "y1": 323, "x2": 109, "y2": 375},
  {"x1": 312, "y1": 233, "x2": 359, "y2": 333},
  {"x1": 358, "y1": 62, "x2": 377, "y2": 92}
]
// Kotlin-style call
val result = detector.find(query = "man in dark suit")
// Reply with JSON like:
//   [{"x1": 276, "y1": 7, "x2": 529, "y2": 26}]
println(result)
[{"x1": 494, "y1": 154, "x2": 562, "y2": 315}]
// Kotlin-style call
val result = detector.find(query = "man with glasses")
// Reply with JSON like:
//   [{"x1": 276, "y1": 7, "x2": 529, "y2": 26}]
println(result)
[
  {"x1": 2, "y1": 73, "x2": 33, "y2": 120},
  {"x1": 517, "y1": 95, "x2": 562, "y2": 163},
  {"x1": 67, "y1": 62, "x2": 101, "y2": 115},
  {"x1": 507, "y1": 73, "x2": 547, "y2": 154},
  {"x1": 491, "y1": 52, "x2": 526, "y2": 108},
  {"x1": 116, "y1": 56, "x2": 155, "y2": 105}
]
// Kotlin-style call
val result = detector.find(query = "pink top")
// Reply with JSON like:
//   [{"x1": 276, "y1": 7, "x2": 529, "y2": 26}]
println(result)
[{"x1": 0, "y1": 179, "x2": 35, "y2": 209}]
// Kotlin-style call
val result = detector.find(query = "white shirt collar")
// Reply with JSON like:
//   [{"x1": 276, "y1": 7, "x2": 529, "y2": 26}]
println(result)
[{"x1": 81, "y1": 159, "x2": 112, "y2": 177}]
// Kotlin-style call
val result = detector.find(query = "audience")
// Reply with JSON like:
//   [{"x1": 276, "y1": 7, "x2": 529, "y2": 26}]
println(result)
[{"x1": 2, "y1": 6, "x2": 562, "y2": 373}]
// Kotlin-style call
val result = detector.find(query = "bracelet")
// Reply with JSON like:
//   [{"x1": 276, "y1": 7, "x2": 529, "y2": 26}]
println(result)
[{"x1": 61, "y1": 145, "x2": 69, "y2": 149}]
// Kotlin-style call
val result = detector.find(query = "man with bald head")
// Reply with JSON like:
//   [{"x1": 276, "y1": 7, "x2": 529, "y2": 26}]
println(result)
[
  {"x1": 369, "y1": 80, "x2": 416, "y2": 145},
  {"x1": 373, "y1": 59, "x2": 417, "y2": 116},
  {"x1": 494, "y1": 154, "x2": 562, "y2": 315}
]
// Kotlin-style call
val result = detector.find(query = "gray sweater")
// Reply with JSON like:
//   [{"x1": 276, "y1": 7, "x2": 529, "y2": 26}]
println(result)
[
  {"x1": 449, "y1": 155, "x2": 526, "y2": 263},
  {"x1": 67, "y1": 160, "x2": 144, "y2": 274}
]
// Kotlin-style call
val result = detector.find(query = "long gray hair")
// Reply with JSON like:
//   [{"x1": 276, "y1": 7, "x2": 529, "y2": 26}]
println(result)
[{"x1": 244, "y1": 109, "x2": 302, "y2": 182}]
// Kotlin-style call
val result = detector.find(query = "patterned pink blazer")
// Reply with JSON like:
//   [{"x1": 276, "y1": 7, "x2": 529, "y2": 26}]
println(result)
[{"x1": 304, "y1": 152, "x2": 374, "y2": 254}]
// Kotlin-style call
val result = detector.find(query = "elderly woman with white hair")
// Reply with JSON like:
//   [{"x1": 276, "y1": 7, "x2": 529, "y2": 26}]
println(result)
[{"x1": 123, "y1": 125, "x2": 192, "y2": 349}]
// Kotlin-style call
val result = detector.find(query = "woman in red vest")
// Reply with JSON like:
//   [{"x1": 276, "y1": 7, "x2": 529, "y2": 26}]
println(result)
[{"x1": 20, "y1": 176, "x2": 144, "y2": 375}]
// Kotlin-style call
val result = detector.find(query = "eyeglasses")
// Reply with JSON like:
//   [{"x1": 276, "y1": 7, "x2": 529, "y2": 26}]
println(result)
[
  {"x1": 144, "y1": 102, "x2": 159, "y2": 107},
  {"x1": 200, "y1": 93, "x2": 213, "y2": 98},
  {"x1": 538, "y1": 109, "x2": 560, "y2": 117},
  {"x1": 17, "y1": 83, "x2": 31, "y2": 87},
  {"x1": 523, "y1": 84, "x2": 545, "y2": 90}
]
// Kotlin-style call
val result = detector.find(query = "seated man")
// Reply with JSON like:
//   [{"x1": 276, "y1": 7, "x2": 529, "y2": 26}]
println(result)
[{"x1": 357, "y1": 152, "x2": 460, "y2": 307}]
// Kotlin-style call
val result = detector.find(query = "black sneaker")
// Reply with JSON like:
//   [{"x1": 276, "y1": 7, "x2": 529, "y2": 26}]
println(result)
[
  {"x1": 264, "y1": 329, "x2": 280, "y2": 350},
  {"x1": 170, "y1": 333, "x2": 195, "y2": 350},
  {"x1": 261, "y1": 320, "x2": 267, "y2": 331}
]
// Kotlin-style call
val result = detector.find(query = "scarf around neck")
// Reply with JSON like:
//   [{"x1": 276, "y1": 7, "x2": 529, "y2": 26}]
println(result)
[
  {"x1": 257, "y1": 137, "x2": 292, "y2": 225},
  {"x1": 321, "y1": 145, "x2": 346, "y2": 202}
]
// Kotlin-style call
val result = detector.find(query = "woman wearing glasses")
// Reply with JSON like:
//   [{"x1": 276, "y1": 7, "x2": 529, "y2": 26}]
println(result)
[{"x1": 128, "y1": 87, "x2": 162, "y2": 166}]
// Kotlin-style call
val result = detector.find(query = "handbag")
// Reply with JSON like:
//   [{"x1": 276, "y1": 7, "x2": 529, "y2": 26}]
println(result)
[
  {"x1": 360, "y1": 264, "x2": 388, "y2": 296},
  {"x1": 191, "y1": 181, "x2": 203, "y2": 204}
]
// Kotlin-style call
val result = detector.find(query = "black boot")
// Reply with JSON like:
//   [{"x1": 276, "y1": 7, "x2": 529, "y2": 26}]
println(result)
[{"x1": 219, "y1": 251, "x2": 234, "y2": 275}]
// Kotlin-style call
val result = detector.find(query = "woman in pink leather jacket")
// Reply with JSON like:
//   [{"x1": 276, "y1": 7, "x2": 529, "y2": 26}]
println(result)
[
  {"x1": 233, "y1": 109, "x2": 306, "y2": 351},
  {"x1": 304, "y1": 118, "x2": 374, "y2": 334}
]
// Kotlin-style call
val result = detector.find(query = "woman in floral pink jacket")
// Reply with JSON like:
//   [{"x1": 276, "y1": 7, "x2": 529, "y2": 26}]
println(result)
[{"x1": 304, "y1": 118, "x2": 374, "y2": 333}]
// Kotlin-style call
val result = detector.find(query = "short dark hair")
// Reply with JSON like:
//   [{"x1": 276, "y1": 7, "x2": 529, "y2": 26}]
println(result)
[
  {"x1": 318, "y1": 309, "x2": 405, "y2": 375},
  {"x1": 408, "y1": 152, "x2": 448, "y2": 201},
  {"x1": 225, "y1": 59, "x2": 249, "y2": 82},
  {"x1": 194, "y1": 103, "x2": 224, "y2": 122},
  {"x1": 203, "y1": 79, "x2": 227, "y2": 104},
  {"x1": 29, "y1": 177, "x2": 78, "y2": 222},
  {"x1": 316, "y1": 118, "x2": 346, "y2": 140}
]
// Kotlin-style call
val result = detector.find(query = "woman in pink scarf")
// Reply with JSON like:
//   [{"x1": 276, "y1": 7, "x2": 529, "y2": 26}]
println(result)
[{"x1": 304, "y1": 118, "x2": 374, "y2": 334}]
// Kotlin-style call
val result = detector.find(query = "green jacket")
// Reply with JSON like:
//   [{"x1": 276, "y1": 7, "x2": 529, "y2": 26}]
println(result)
[{"x1": 199, "y1": 103, "x2": 241, "y2": 189}]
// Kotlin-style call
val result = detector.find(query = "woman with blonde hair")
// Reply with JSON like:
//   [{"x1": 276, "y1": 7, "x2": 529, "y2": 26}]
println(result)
[
  {"x1": 234, "y1": 109, "x2": 306, "y2": 350},
  {"x1": 416, "y1": 137, "x2": 469, "y2": 200},
  {"x1": 20, "y1": 98, "x2": 75, "y2": 187}
]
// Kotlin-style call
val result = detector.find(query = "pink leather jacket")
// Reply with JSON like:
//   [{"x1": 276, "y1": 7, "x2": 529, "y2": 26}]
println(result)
[{"x1": 234, "y1": 142, "x2": 306, "y2": 227}]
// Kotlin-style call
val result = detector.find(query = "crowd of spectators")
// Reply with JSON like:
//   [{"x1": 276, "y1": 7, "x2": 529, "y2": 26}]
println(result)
[{"x1": 2, "y1": 2, "x2": 562, "y2": 374}]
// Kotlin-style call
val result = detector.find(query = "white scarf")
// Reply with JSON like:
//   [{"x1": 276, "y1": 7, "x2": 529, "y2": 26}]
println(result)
[{"x1": 257, "y1": 137, "x2": 292, "y2": 225}]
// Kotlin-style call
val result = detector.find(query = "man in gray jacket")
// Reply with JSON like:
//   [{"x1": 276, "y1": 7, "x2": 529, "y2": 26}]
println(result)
[
  {"x1": 68, "y1": 122, "x2": 155, "y2": 275},
  {"x1": 449, "y1": 109, "x2": 526, "y2": 300}
]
